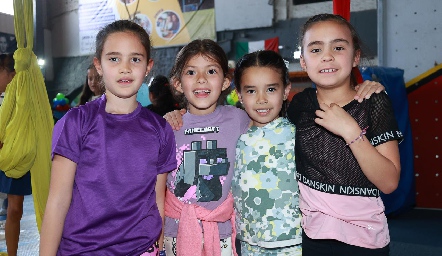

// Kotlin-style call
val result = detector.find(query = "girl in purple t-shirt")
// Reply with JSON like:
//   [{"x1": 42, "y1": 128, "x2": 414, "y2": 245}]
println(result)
[{"x1": 40, "y1": 20, "x2": 176, "y2": 255}]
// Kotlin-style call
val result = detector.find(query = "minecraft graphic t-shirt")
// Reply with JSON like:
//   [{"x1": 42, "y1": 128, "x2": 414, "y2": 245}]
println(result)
[{"x1": 165, "y1": 105, "x2": 250, "y2": 239}]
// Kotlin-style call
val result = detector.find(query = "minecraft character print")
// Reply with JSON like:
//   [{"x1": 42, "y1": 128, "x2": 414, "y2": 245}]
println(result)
[{"x1": 173, "y1": 140, "x2": 229, "y2": 202}]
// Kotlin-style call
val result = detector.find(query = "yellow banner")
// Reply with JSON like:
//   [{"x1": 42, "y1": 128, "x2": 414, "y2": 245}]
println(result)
[
  {"x1": 115, "y1": 0, "x2": 214, "y2": 48},
  {"x1": 79, "y1": 0, "x2": 215, "y2": 53}
]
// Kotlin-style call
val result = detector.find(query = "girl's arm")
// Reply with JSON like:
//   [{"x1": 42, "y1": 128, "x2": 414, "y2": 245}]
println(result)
[
  {"x1": 155, "y1": 173, "x2": 168, "y2": 251},
  {"x1": 39, "y1": 155, "x2": 76, "y2": 256},
  {"x1": 353, "y1": 139, "x2": 401, "y2": 194},
  {"x1": 354, "y1": 80, "x2": 385, "y2": 102},
  {"x1": 315, "y1": 103, "x2": 400, "y2": 194},
  {"x1": 164, "y1": 108, "x2": 253, "y2": 130}
]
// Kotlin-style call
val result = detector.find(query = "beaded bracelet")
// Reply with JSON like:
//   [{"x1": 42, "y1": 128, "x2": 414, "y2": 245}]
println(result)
[{"x1": 346, "y1": 126, "x2": 369, "y2": 146}]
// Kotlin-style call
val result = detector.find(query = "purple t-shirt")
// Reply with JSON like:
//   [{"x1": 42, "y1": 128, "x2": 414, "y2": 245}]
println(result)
[
  {"x1": 52, "y1": 95, "x2": 176, "y2": 255},
  {"x1": 164, "y1": 105, "x2": 250, "y2": 239}
]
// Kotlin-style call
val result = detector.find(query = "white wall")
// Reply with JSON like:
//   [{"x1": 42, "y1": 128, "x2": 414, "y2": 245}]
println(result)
[
  {"x1": 379, "y1": 0, "x2": 442, "y2": 82},
  {"x1": 51, "y1": 10, "x2": 80, "y2": 57},
  {"x1": 286, "y1": 0, "x2": 376, "y2": 20},
  {"x1": 51, "y1": 0, "x2": 274, "y2": 57},
  {"x1": 214, "y1": 0, "x2": 273, "y2": 31},
  {"x1": 49, "y1": 0, "x2": 80, "y2": 57},
  {"x1": 49, "y1": 0, "x2": 377, "y2": 57},
  {"x1": 47, "y1": 0, "x2": 442, "y2": 83},
  {"x1": 0, "y1": 13, "x2": 14, "y2": 34}
]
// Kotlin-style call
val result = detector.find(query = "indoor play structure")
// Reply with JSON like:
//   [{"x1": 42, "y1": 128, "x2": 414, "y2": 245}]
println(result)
[{"x1": 406, "y1": 64, "x2": 442, "y2": 209}]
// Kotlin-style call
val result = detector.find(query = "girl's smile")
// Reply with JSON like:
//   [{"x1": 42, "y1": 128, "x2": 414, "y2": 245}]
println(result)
[
  {"x1": 193, "y1": 89, "x2": 211, "y2": 97},
  {"x1": 319, "y1": 68, "x2": 338, "y2": 73},
  {"x1": 117, "y1": 77, "x2": 134, "y2": 85},
  {"x1": 174, "y1": 54, "x2": 229, "y2": 115},
  {"x1": 301, "y1": 20, "x2": 359, "y2": 90},
  {"x1": 238, "y1": 66, "x2": 290, "y2": 127}
]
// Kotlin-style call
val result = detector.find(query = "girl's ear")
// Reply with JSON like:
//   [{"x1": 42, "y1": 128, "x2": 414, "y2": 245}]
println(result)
[
  {"x1": 93, "y1": 57, "x2": 103, "y2": 76},
  {"x1": 146, "y1": 59, "x2": 154, "y2": 76},
  {"x1": 221, "y1": 77, "x2": 231, "y2": 91},
  {"x1": 300, "y1": 55, "x2": 307, "y2": 71},
  {"x1": 353, "y1": 50, "x2": 361, "y2": 67},
  {"x1": 283, "y1": 83, "x2": 291, "y2": 101},
  {"x1": 236, "y1": 89, "x2": 243, "y2": 103},
  {"x1": 172, "y1": 77, "x2": 183, "y2": 93}
]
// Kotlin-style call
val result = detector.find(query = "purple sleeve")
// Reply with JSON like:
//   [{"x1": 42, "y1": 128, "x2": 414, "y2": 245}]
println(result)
[
  {"x1": 237, "y1": 108, "x2": 251, "y2": 135},
  {"x1": 157, "y1": 121, "x2": 177, "y2": 175},
  {"x1": 51, "y1": 108, "x2": 82, "y2": 163}
]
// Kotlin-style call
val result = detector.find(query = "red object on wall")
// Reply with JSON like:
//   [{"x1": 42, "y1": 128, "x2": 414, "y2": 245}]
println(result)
[
  {"x1": 407, "y1": 75, "x2": 442, "y2": 208},
  {"x1": 333, "y1": 0, "x2": 363, "y2": 84},
  {"x1": 333, "y1": 0, "x2": 351, "y2": 21}
]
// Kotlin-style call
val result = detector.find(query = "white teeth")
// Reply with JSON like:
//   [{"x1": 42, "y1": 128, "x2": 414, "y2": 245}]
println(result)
[
  {"x1": 194, "y1": 90, "x2": 210, "y2": 94},
  {"x1": 321, "y1": 69, "x2": 336, "y2": 73},
  {"x1": 256, "y1": 109, "x2": 269, "y2": 113}
]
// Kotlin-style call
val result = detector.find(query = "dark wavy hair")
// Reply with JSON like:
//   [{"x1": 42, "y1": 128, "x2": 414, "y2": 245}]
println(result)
[
  {"x1": 147, "y1": 75, "x2": 179, "y2": 116},
  {"x1": 169, "y1": 39, "x2": 231, "y2": 109},
  {"x1": 78, "y1": 63, "x2": 103, "y2": 106},
  {"x1": 0, "y1": 53, "x2": 15, "y2": 73},
  {"x1": 234, "y1": 50, "x2": 290, "y2": 117}
]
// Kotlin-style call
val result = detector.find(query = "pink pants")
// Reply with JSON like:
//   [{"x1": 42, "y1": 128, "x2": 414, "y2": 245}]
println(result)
[{"x1": 140, "y1": 241, "x2": 160, "y2": 256}]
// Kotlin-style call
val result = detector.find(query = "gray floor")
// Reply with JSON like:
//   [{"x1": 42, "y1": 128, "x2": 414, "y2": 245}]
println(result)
[
  {"x1": 1, "y1": 195, "x2": 442, "y2": 255},
  {"x1": 388, "y1": 208, "x2": 442, "y2": 256},
  {"x1": 0, "y1": 195, "x2": 39, "y2": 255}
]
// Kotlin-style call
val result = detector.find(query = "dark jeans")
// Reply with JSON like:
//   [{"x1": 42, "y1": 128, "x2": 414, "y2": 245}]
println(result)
[{"x1": 302, "y1": 231, "x2": 390, "y2": 256}]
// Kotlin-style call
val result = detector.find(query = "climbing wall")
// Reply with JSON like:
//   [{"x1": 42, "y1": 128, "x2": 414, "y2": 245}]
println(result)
[
  {"x1": 407, "y1": 65, "x2": 442, "y2": 208},
  {"x1": 379, "y1": 0, "x2": 442, "y2": 83}
]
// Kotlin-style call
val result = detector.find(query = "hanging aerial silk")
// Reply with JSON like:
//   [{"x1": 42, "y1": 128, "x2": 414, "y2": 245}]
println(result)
[{"x1": 0, "y1": 0, "x2": 53, "y2": 231}]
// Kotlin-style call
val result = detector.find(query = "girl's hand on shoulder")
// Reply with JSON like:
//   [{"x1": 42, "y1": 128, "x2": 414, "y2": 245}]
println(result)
[
  {"x1": 163, "y1": 108, "x2": 186, "y2": 131},
  {"x1": 314, "y1": 103, "x2": 359, "y2": 138},
  {"x1": 354, "y1": 80, "x2": 385, "y2": 103}
]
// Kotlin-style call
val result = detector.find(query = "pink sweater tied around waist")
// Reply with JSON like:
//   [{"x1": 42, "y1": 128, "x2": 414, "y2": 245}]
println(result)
[{"x1": 165, "y1": 189, "x2": 237, "y2": 256}]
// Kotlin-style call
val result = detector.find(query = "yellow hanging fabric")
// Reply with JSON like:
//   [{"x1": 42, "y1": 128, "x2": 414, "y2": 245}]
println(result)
[{"x1": 0, "y1": 0, "x2": 53, "y2": 231}]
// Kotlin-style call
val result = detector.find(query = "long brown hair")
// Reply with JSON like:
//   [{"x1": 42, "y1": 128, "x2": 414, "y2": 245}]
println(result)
[
  {"x1": 0, "y1": 53, "x2": 15, "y2": 73},
  {"x1": 78, "y1": 64, "x2": 103, "y2": 105}
]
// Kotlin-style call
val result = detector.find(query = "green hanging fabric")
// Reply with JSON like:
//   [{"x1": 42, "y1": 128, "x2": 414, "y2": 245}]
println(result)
[{"x1": 0, "y1": 0, "x2": 53, "y2": 231}]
